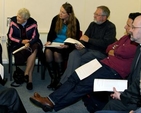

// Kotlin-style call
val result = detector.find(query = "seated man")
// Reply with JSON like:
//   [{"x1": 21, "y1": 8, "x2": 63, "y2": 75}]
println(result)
[
  {"x1": 29, "y1": 13, "x2": 139, "y2": 112},
  {"x1": 0, "y1": 85, "x2": 27, "y2": 113}
]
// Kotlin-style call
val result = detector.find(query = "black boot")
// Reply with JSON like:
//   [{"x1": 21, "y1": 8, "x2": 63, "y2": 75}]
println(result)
[
  {"x1": 47, "y1": 62, "x2": 57, "y2": 89},
  {"x1": 55, "y1": 62, "x2": 64, "y2": 90},
  {"x1": 0, "y1": 76, "x2": 7, "y2": 86}
]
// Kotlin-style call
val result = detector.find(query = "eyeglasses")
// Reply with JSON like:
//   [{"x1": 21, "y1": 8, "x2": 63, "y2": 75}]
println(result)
[
  {"x1": 131, "y1": 25, "x2": 141, "y2": 30},
  {"x1": 94, "y1": 13, "x2": 106, "y2": 17}
]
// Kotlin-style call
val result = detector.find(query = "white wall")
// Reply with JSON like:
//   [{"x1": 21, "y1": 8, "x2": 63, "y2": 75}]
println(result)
[{"x1": 0, "y1": 0, "x2": 141, "y2": 63}]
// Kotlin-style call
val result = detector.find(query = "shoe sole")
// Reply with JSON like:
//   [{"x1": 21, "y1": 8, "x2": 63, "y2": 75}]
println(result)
[{"x1": 29, "y1": 97, "x2": 53, "y2": 112}]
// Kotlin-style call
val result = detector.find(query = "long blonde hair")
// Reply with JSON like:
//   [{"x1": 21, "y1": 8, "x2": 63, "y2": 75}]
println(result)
[{"x1": 55, "y1": 2, "x2": 77, "y2": 39}]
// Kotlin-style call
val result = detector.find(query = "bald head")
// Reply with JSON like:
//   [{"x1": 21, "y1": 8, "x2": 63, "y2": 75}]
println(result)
[
  {"x1": 133, "y1": 15, "x2": 141, "y2": 27},
  {"x1": 130, "y1": 15, "x2": 141, "y2": 44}
]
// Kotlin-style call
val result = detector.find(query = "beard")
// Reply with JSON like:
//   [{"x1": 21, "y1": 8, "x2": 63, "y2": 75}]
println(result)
[{"x1": 94, "y1": 19, "x2": 103, "y2": 25}]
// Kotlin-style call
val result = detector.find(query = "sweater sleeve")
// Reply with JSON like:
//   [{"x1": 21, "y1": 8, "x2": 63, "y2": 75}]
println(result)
[
  {"x1": 85, "y1": 21, "x2": 116, "y2": 49},
  {"x1": 47, "y1": 16, "x2": 57, "y2": 42}
]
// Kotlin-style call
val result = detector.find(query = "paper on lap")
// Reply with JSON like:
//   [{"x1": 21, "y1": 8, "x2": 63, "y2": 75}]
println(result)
[
  {"x1": 45, "y1": 42, "x2": 64, "y2": 47},
  {"x1": 75, "y1": 59, "x2": 102, "y2": 80},
  {"x1": 12, "y1": 46, "x2": 26, "y2": 54}
]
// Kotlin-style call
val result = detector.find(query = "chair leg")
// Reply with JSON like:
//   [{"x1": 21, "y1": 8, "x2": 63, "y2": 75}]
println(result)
[
  {"x1": 37, "y1": 58, "x2": 39, "y2": 73},
  {"x1": 9, "y1": 53, "x2": 13, "y2": 81},
  {"x1": 41, "y1": 65, "x2": 45, "y2": 80}
]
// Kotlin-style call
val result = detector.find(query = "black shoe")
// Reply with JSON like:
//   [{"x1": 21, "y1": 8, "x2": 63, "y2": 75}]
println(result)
[
  {"x1": 24, "y1": 75, "x2": 29, "y2": 83},
  {"x1": 26, "y1": 82, "x2": 33, "y2": 90},
  {"x1": 47, "y1": 79, "x2": 56, "y2": 89},
  {"x1": 0, "y1": 78, "x2": 7, "y2": 86},
  {"x1": 55, "y1": 83, "x2": 62, "y2": 90}
]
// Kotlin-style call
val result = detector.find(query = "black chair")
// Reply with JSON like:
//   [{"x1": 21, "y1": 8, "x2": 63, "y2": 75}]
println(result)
[{"x1": 7, "y1": 40, "x2": 45, "y2": 81}]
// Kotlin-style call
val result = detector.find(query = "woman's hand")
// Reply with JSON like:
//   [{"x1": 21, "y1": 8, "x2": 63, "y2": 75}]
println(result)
[
  {"x1": 22, "y1": 39, "x2": 30, "y2": 44},
  {"x1": 75, "y1": 43, "x2": 84, "y2": 50},
  {"x1": 25, "y1": 43, "x2": 30, "y2": 48},
  {"x1": 44, "y1": 41, "x2": 51, "y2": 46},
  {"x1": 57, "y1": 44, "x2": 68, "y2": 49}
]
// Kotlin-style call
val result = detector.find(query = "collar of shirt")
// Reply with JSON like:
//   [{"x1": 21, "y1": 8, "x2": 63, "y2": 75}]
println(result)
[{"x1": 22, "y1": 21, "x2": 27, "y2": 27}]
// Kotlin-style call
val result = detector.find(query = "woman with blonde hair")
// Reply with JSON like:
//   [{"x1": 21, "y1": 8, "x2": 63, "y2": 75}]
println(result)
[{"x1": 7, "y1": 8, "x2": 43, "y2": 90}]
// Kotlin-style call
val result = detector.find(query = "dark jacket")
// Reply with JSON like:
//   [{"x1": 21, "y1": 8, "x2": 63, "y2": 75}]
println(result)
[
  {"x1": 47, "y1": 15, "x2": 80, "y2": 42},
  {"x1": 7, "y1": 16, "x2": 42, "y2": 49},
  {"x1": 84, "y1": 20, "x2": 116, "y2": 54},
  {"x1": 120, "y1": 46, "x2": 141, "y2": 106}
]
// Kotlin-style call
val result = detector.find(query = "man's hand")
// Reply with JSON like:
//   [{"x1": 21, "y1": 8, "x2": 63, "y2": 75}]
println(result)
[
  {"x1": 110, "y1": 87, "x2": 121, "y2": 100},
  {"x1": 108, "y1": 50, "x2": 115, "y2": 56},
  {"x1": 129, "y1": 110, "x2": 134, "y2": 113},
  {"x1": 80, "y1": 35, "x2": 89, "y2": 42}
]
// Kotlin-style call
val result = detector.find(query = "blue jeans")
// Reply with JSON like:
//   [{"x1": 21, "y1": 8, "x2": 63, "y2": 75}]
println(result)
[{"x1": 49, "y1": 63, "x2": 121, "y2": 111}]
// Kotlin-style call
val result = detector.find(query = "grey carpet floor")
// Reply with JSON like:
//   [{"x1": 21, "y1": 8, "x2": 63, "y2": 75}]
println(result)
[{"x1": 3, "y1": 64, "x2": 89, "y2": 113}]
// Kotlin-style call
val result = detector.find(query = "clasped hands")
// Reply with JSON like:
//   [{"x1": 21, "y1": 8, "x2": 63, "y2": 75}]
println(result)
[{"x1": 22, "y1": 39, "x2": 30, "y2": 49}]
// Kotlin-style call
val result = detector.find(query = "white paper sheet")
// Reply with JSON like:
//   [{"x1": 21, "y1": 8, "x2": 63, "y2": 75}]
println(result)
[
  {"x1": 12, "y1": 46, "x2": 26, "y2": 54},
  {"x1": 0, "y1": 64, "x2": 4, "y2": 79},
  {"x1": 93, "y1": 79, "x2": 127, "y2": 92},
  {"x1": 45, "y1": 42, "x2": 64, "y2": 47},
  {"x1": 75, "y1": 59, "x2": 102, "y2": 80}
]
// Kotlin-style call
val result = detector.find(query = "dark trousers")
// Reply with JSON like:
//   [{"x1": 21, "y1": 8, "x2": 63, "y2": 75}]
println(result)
[
  {"x1": 49, "y1": 64, "x2": 121, "y2": 111},
  {"x1": 0, "y1": 85, "x2": 27, "y2": 113},
  {"x1": 60, "y1": 48, "x2": 107, "y2": 83},
  {"x1": 95, "y1": 110, "x2": 129, "y2": 113},
  {"x1": 103, "y1": 99, "x2": 138, "y2": 112}
]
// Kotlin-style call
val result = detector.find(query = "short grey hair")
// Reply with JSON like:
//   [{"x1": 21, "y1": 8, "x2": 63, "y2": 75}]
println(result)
[
  {"x1": 17, "y1": 8, "x2": 30, "y2": 20},
  {"x1": 97, "y1": 6, "x2": 110, "y2": 18}
]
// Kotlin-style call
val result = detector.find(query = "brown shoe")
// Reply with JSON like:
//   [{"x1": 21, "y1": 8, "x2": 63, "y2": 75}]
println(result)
[{"x1": 29, "y1": 92, "x2": 54, "y2": 112}]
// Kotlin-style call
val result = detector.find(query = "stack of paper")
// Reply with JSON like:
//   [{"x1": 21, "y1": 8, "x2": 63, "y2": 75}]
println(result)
[{"x1": 64, "y1": 38, "x2": 85, "y2": 47}]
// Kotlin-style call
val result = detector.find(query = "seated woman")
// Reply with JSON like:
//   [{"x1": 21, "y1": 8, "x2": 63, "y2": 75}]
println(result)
[
  {"x1": 44, "y1": 2, "x2": 80, "y2": 90},
  {"x1": 7, "y1": 8, "x2": 43, "y2": 90}
]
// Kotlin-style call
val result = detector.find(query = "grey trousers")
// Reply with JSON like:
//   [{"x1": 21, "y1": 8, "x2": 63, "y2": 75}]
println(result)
[{"x1": 60, "y1": 48, "x2": 106, "y2": 83}]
